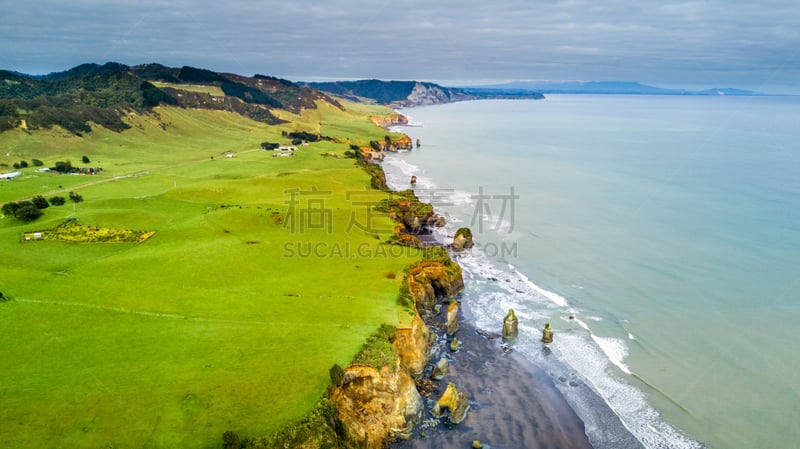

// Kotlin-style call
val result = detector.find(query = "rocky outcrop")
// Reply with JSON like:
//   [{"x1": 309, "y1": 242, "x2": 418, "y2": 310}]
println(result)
[
  {"x1": 397, "y1": 82, "x2": 477, "y2": 107},
  {"x1": 502, "y1": 309, "x2": 519, "y2": 341},
  {"x1": 331, "y1": 364, "x2": 423, "y2": 448},
  {"x1": 392, "y1": 135, "x2": 413, "y2": 150},
  {"x1": 370, "y1": 113, "x2": 408, "y2": 128},
  {"x1": 446, "y1": 301, "x2": 459, "y2": 336},
  {"x1": 330, "y1": 254, "x2": 464, "y2": 448},
  {"x1": 452, "y1": 227, "x2": 474, "y2": 251},
  {"x1": 406, "y1": 259, "x2": 464, "y2": 309},
  {"x1": 541, "y1": 323, "x2": 554, "y2": 344},
  {"x1": 384, "y1": 190, "x2": 435, "y2": 233},
  {"x1": 432, "y1": 357, "x2": 449, "y2": 380},
  {"x1": 394, "y1": 310, "x2": 430, "y2": 377},
  {"x1": 431, "y1": 382, "x2": 470, "y2": 424}
]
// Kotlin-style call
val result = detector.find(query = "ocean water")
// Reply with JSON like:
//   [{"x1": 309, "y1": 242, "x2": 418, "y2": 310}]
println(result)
[{"x1": 382, "y1": 96, "x2": 800, "y2": 449}]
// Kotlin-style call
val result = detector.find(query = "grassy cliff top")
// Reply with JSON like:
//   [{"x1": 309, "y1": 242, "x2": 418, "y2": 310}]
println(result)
[{"x1": 0, "y1": 91, "x2": 419, "y2": 448}]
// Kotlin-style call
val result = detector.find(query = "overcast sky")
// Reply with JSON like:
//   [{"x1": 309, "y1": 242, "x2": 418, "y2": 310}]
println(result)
[{"x1": 2, "y1": 0, "x2": 799, "y2": 92}]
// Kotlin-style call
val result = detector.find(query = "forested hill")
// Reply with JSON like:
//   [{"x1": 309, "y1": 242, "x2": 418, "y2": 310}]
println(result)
[
  {"x1": 0, "y1": 62, "x2": 341, "y2": 135},
  {"x1": 306, "y1": 79, "x2": 544, "y2": 107}
]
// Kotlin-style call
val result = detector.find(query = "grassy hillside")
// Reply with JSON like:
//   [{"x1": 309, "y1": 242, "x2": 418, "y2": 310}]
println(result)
[{"x1": 0, "y1": 103, "x2": 417, "y2": 448}]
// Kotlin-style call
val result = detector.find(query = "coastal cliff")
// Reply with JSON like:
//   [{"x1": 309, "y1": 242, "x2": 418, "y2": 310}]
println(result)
[
  {"x1": 331, "y1": 363, "x2": 423, "y2": 448},
  {"x1": 370, "y1": 114, "x2": 408, "y2": 128},
  {"x1": 405, "y1": 82, "x2": 464, "y2": 106},
  {"x1": 306, "y1": 79, "x2": 475, "y2": 107},
  {"x1": 394, "y1": 310, "x2": 431, "y2": 377},
  {"x1": 332, "y1": 256, "x2": 463, "y2": 447},
  {"x1": 406, "y1": 259, "x2": 464, "y2": 309}
]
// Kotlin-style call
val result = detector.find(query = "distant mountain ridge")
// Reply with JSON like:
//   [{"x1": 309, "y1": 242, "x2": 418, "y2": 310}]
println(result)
[
  {"x1": 0, "y1": 62, "x2": 340, "y2": 134},
  {"x1": 469, "y1": 81, "x2": 765, "y2": 96},
  {"x1": 305, "y1": 79, "x2": 544, "y2": 106}
]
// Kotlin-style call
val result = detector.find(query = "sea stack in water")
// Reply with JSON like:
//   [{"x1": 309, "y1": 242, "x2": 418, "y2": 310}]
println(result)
[
  {"x1": 446, "y1": 300, "x2": 459, "y2": 335},
  {"x1": 541, "y1": 322, "x2": 554, "y2": 344},
  {"x1": 502, "y1": 309, "x2": 519, "y2": 341},
  {"x1": 410, "y1": 175, "x2": 417, "y2": 185},
  {"x1": 431, "y1": 382, "x2": 470, "y2": 424},
  {"x1": 452, "y1": 227, "x2": 474, "y2": 251}
]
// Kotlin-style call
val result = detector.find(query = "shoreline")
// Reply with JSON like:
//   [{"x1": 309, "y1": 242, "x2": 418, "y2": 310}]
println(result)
[
  {"x1": 391, "y1": 312, "x2": 595, "y2": 449},
  {"x1": 379, "y1": 146, "x2": 645, "y2": 449}
]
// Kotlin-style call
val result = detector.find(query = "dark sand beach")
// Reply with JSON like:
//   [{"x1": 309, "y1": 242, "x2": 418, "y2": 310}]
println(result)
[{"x1": 392, "y1": 304, "x2": 644, "y2": 449}]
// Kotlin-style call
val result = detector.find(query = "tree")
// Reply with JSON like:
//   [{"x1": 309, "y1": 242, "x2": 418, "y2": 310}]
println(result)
[
  {"x1": 53, "y1": 161, "x2": 73, "y2": 173},
  {"x1": 2, "y1": 202, "x2": 20, "y2": 217},
  {"x1": 69, "y1": 191, "x2": 84, "y2": 203},
  {"x1": 81, "y1": 155, "x2": 90, "y2": 163},
  {"x1": 222, "y1": 431, "x2": 240, "y2": 449},
  {"x1": 12, "y1": 162, "x2": 20, "y2": 169},
  {"x1": 13, "y1": 202, "x2": 42, "y2": 222},
  {"x1": 260, "y1": 142, "x2": 279, "y2": 150},
  {"x1": 49, "y1": 196, "x2": 66, "y2": 206},
  {"x1": 31, "y1": 158, "x2": 44, "y2": 166},
  {"x1": 329, "y1": 364, "x2": 345, "y2": 387},
  {"x1": 20, "y1": 160, "x2": 28, "y2": 168},
  {"x1": 32, "y1": 195, "x2": 49, "y2": 209}
]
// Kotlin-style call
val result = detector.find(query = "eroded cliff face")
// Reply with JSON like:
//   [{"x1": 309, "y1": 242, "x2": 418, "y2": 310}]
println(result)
[
  {"x1": 395, "y1": 82, "x2": 476, "y2": 107},
  {"x1": 394, "y1": 310, "x2": 430, "y2": 377},
  {"x1": 370, "y1": 113, "x2": 408, "y2": 128},
  {"x1": 407, "y1": 260, "x2": 464, "y2": 309},
  {"x1": 406, "y1": 82, "x2": 451, "y2": 106},
  {"x1": 391, "y1": 135, "x2": 413, "y2": 150},
  {"x1": 331, "y1": 364, "x2": 423, "y2": 449},
  {"x1": 331, "y1": 257, "x2": 464, "y2": 448}
]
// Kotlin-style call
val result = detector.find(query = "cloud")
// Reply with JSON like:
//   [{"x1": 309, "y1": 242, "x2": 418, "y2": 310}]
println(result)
[{"x1": 2, "y1": 0, "x2": 799, "y2": 91}]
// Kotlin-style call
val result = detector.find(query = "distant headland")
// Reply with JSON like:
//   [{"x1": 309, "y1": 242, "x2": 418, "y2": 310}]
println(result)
[{"x1": 460, "y1": 80, "x2": 771, "y2": 96}]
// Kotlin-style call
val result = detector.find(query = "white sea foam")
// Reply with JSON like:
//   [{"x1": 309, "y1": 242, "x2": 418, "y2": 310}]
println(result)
[
  {"x1": 510, "y1": 264, "x2": 569, "y2": 307},
  {"x1": 381, "y1": 158, "x2": 436, "y2": 190},
  {"x1": 592, "y1": 335, "x2": 632, "y2": 375}
]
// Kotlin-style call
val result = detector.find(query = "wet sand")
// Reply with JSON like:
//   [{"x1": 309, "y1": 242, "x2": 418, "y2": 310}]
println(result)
[{"x1": 393, "y1": 315, "x2": 595, "y2": 449}]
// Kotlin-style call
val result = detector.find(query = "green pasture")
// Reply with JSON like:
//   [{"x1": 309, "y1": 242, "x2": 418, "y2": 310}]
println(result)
[
  {"x1": 150, "y1": 81, "x2": 226, "y2": 96},
  {"x1": 0, "y1": 104, "x2": 420, "y2": 448}
]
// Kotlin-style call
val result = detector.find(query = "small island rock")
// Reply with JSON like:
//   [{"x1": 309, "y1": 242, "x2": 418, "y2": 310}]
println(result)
[
  {"x1": 542, "y1": 322, "x2": 554, "y2": 344},
  {"x1": 502, "y1": 309, "x2": 519, "y2": 341},
  {"x1": 452, "y1": 227, "x2": 474, "y2": 251},
  {"x1": 431, "y1": 382, "x2": 470, "y2": 424}
]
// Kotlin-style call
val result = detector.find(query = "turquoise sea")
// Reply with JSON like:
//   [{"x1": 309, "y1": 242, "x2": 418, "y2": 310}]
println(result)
[{"x1": 382, "y1": 95, "x2": 800, "y2": 449}]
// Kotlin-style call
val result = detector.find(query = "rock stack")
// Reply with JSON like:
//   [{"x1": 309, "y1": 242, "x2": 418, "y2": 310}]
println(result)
[
  {"x1": 541, "y1": 322, "x2": 554, "y2": 344},
  {"x1": 502, "y1": 309, "x2": 519, "y2": 341},
  {"x1": 431, "y1": 382, "x2": 470, "y2": 424}
]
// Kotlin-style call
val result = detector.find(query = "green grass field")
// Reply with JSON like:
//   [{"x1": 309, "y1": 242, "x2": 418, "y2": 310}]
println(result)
[
  {"x1": 0, "y1": 104, "x2": 419, "y2": 448},
  {"x1": 150, "y1": 81, "x2": 226, "y2": 96}
]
